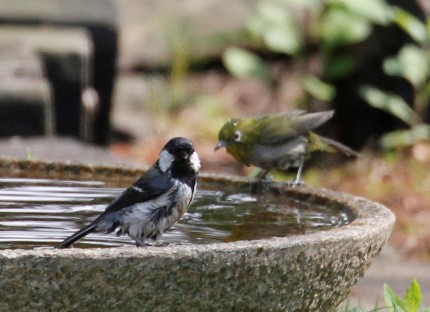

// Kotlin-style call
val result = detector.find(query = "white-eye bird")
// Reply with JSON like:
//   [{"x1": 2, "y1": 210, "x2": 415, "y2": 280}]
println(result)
[{"x1": 215, "y1": 110, "x2": 357, "y2": 185}]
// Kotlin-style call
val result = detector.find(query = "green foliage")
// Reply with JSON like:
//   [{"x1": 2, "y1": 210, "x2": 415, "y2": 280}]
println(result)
[
  {"x1": 327, "y1": 0, "x2": 392, "y2": 25},
  {"x1": 222, "y1": 0, "x2": 398, "y2": 107},
  {"x1": 320, "y1": 0, "x2": 393, "y2": 49},
  {"x1": 359, "y1": 85, "x2": 418, "y2": 126},
  {"x1": 303, "y1": 75, "x2": 336, "y2": 101},
  {"x1": 393, "y1": 8, "x2": 428, "y2": 43},
  {"x1": 380, "y1": 124, "x2": 430, "y2": 149},
  {"x1": 320, "y1": 7, "x2": 372, "y2": 48},
  {"x1": 384, "y1": 279, "x2": 429, "y2": 312},
  {"x1": 339, "y1": 280, "x2": 429, "y2": 312},
  {"x1": 361, "y1": 9, "x2": 430, "y2": 150},
  {"x1": 403, "y1": 280, "x2": 422, "y2": 312},
  {"x1": 223, "y1": 47, "x2": 272, "y2": 83},
  {"x1": 247, "y1": 0, "x2": 303, "y2": 54},
  {"x1": 384, "y1": 44, "x2": 429, "y2": 88},
  {"x1": 222, "y1": 0, "x2": 430, "y2": 151}
]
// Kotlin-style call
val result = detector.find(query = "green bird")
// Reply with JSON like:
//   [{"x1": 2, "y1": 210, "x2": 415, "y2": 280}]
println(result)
[{"x1": 215, "y1": 110, "x2": 358, "y2": 185}]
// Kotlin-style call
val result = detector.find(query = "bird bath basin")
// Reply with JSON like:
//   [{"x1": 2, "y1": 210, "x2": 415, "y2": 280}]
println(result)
[{"x1": 0, "y1": 158, "x2": 395, "y2": 311}]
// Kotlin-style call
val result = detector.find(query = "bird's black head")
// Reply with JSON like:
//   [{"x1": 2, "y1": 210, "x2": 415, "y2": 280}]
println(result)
[
  {"x1": 164, "y1": 137, "x2": 194, "y2": 158},
  {"x1": 158, "y1": 137, "x2": 200, "y2": 174}
]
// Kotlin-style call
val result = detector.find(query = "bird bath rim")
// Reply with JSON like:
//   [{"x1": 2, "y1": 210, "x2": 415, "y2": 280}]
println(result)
[
  {"x1": 0, "y1": 156, "x2": 392, "y2": 255},
  {"x1": 0, "y1": 182, "x2": 390, "y2": 256}
]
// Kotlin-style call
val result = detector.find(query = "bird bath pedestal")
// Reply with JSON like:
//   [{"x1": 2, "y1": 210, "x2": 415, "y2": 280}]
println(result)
[{"x1": 0, "y1": 158, "x2": 395, "y2": 311}]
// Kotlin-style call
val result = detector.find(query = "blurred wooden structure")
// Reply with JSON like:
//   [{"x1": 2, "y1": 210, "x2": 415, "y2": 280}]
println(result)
[{"x1": 0, "y1": 0, "x2": 118, "y2": 145}]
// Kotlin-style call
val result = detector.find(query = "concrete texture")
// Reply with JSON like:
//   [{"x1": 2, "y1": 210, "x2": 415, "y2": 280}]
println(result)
[
  {"x1": 0, "y1": 137, "x2": 129, "y2": 167},
  {"x1": 0, "y1": 158, "x2": 394, "y2": 311}
]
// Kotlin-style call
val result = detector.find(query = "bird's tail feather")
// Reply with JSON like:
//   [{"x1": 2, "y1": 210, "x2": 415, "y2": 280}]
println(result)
[
  {"x1": 55, "y1": 223, "x2": 97, "y2": 249},
  {"x1": 309, "y1": 133, "x2": 359, "y2": 157}
]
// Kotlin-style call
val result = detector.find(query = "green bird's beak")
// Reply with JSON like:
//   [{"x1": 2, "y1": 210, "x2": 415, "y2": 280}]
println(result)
[{"x1": 214, "y1": 140, "x2": 227, "y2": 151}]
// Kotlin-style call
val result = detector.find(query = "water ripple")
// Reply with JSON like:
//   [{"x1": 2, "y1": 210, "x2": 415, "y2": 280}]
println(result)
[{"x1": 0, "y1": 178, "x2": 351, "y2": 249}]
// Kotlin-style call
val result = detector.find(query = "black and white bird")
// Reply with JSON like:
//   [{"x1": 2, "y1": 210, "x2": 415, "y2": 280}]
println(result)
[{"x1": 56, "y1": 137, "x2": 200, "y2": 248}]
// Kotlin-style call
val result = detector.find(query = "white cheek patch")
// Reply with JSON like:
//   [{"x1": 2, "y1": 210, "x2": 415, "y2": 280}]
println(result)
[
  {"x1": 189, "y1": 151, "x2": 201, "y2": 172},
  {"x1": 158, "y1": 150, "x2": 174, "y2": 172}
]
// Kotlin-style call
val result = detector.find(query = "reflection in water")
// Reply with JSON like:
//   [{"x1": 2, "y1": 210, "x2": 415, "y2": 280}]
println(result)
[{"x1": 0, "y1": 178, "x2": 350, "y2": 249}]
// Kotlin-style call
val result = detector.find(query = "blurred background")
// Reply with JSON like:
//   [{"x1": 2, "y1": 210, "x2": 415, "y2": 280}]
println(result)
[{"x1": 0, "y1": 0, "x2": 429, "y2": 306}]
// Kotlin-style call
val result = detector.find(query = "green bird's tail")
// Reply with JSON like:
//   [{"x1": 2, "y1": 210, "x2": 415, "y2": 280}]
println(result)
[{"x1": 308, "y1": 132, "x2": 359, "y2": 157}]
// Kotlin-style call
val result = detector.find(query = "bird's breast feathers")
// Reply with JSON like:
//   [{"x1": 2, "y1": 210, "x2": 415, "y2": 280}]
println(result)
[{"x1": 121, "y1": 179, "x2": 195, "y2": 239}]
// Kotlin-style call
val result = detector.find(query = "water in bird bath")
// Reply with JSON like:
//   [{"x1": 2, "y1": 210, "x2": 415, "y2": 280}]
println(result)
[{"x1": 0, "y1": 178, "x2": 351, "y2": 249}]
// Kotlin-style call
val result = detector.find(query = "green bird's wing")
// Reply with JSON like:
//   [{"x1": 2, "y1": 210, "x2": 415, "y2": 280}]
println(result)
[
  {"x1": 258, "y1": 110, "x2": 334, "y2": 145},
  {"x1": 308, "y1": 133, "x2": 359, "y2": 157}
]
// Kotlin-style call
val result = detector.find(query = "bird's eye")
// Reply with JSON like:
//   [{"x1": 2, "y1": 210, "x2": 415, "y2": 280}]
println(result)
[{"x1": 233, "y1": 131, "x2": 242, "y2": 142}]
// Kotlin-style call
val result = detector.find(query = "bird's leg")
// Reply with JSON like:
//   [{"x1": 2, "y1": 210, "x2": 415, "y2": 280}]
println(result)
[
  {"x1": 248, "y1": 167, "x2": 273, "y2": 182},
  {"x1": 257, "y1": 169, "x2": 271, "y2": 182},
  {"x1": 135, "y1": 239, "x2": 151, "y2": 247},
  {"x1": 287, "y1": 155, "x2": 305, "y2": 187},
  {"x1": 249, "y1": 168, "x2": 273, "y2": 194},
  {"x1": 248, "y1": 167, "x2": 269, "y2": 182}
]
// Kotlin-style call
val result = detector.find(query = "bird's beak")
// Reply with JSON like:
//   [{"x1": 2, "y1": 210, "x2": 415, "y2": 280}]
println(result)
[
  {"x1": 214, "y1": 140, "x2": 227, "y2": 151},
  {"x1": 180, "y1": 151, "x2": 191, "y2": 159}
]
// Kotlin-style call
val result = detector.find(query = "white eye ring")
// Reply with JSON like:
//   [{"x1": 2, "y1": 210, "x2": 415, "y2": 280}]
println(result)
[{"x1": 233, "y1": 130, "x2": 242, "y2": 142}]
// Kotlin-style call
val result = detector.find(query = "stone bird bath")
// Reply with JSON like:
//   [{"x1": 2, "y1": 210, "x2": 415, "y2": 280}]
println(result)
[{"x1": 0, "y1": 158, "x2": 395, "y2": 311}]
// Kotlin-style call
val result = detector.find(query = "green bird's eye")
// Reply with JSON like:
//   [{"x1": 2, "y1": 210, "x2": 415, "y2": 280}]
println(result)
[{"x1": 233, "y1": 130, "x2": 242, "y2": 142}]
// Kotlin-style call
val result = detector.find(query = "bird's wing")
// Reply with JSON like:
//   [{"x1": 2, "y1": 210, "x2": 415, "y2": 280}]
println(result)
[
  {"x1": 258, "y1": 110, "x2": 334, "y2": 145},
  {"x1": 100, "y1": 167, "x2": 174, "y2": 216},
  {"x1": 56, "y1": 167, "x2": 174, "y2": 248}
]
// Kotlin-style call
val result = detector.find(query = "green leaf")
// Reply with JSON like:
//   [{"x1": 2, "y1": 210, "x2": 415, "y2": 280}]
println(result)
[
  {"x1": 393, "y1": 8, "x2": 428, "y2": 44},
  {"x1": 381, "y1": 124, "x2": 430, "y2": 149},
  {"x1": 247, "y1": 1, "x2": 302, "y2": 54},
  {"x1": 397, "y1": 45, "x2": 429, "y2": 88},
  {"x1": 384, "y1": 283, "x2": 407, "y2": 312},
  {"x1": 303, "y1": 75, "x2": 336, "y2": 101},
  {"x1": 383, "y1": 44, "x2": 430, "y2": 88},
  {"x1": 329, "y1": 0, "x2": 393, "y2": 25},
  {"x1": 359, "y1": 85, "x2": 417, "y2": 125},
  {"x1": 383, "y1": 56, "x2": 403, "y2": 77},
  {"x1": 223, "y1": 47, "x2": 272, "y2": 83},
  {"x1": 247, "y1": 1, "x2": 286, "y2": 37},
  {"x1": 321, "y1": 8, "x2": 372, "y2": 47},
  {"x1": 403, "y1": 279, "x2": 421, "y2": 312},
  {"x1": 264, "y1": 24, "x2": 302, "y2": 54}
]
